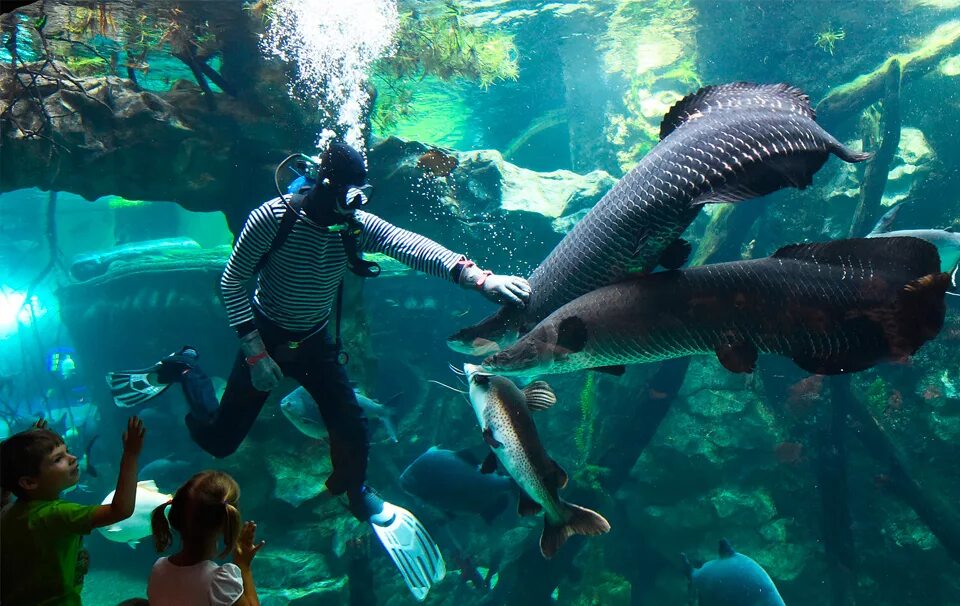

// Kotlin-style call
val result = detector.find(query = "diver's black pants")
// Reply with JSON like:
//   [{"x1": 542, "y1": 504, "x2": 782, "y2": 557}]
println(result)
[{"x1": 177, "y1": 311, "x2": 369, "y2": 498}]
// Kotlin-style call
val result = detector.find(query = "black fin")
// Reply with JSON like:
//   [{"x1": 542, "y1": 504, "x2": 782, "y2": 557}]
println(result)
[
  {"x1": 590, "y1": 365, "x2": 626, "y2": 376},
  {"x1": 549, "y1": 459, "x2": 569, "y2": 490},
  {"x1": 660, "y1": 82, "x2": 815, "y2": 140},
  {"x1": 518, "y1": 491, "x2": 542, "y2": 517},
  {"x1": 691, "y1": 152, "x2": 829, "y2": 206},
  {"x1": 772, "y1": 237, "x2": 941, "y2": 279},
  {"x1": 480, "y1": 451, "x2": 499, "y2": 474},
  {"x1": 718, "y1": 539, "x2": 736, "y2": 558},
  {"x1": 540, "y1": 503, "x2": 610, "y2": 559},
  {"x1": 715, "y1": 339, "x2": 758, "y2": 373},
  {"x1": 523, "y1": 381, "x2": 557, "y2": 411},
  {"x1": 658, "y1": 238, "x2": 692, "y2": 270},
  {"x1": 480, "y1": 493, "x2": 509, "y2": 524},
  {"x1": 482, "y1": 427, "x2": 503, "y2": 449},
  {"x1": 556, "y1": 316, "x2": 588, "y2": 354}
]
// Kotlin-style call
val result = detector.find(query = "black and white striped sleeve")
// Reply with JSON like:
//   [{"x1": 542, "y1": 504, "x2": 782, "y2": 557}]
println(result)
[
  {"x1": 220, "y1": 202, "x2": 280, "y2": 329},
  {"x1": 356, "y1": 211, "x2": 464, "y2": 282}
]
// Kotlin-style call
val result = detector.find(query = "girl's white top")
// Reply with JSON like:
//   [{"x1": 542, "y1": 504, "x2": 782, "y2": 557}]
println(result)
[{"x1": 147, "y1": 557, "x2": 244, "y2": 606}]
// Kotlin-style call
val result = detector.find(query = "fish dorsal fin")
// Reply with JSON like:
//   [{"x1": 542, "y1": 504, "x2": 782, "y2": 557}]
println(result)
[
  {"x1": 772, "y1": 237, "x2": 941, "y2": 278},
  {"x1": 718, "y1": 539, "x2": 736, "y2": 558},
  {"x1": 523, "y1": 381, "x2": 557, "y2": 412},
  {"x1": 138, "y1": 480, "x2": 160, "y2": 493},
  {"x1": 660, "y1": 82, "x2": 815, "y2": 140},
  {"x1": 480, "y1": 451, "x2": 499, "y2": 474}
]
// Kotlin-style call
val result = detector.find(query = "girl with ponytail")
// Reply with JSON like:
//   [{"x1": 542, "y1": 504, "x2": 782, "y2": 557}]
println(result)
[{"x1": 147, "y1": 471, "x2": 264, "y2": 606}]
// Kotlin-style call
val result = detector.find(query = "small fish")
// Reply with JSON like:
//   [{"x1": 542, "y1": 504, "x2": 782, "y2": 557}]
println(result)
[
  {"x1": 399, "y1": 446, "x2": 517, "y2": 522},
  {"x1": 416, "y1": 149, "x2": 459, "y2": 178},
  {"x1": 682, "y1": 539, "x2": 786, "y2": 606},
  {"x1": 280, "y1": 386, "x2": 400, "y2": 443},
  {"x1": 867, "y1": 203, "x2": 906, "y2": 236},
  {"x1": 464, "y1": 364, "x2": 609, "y2": 558},
  {"x1": 97, "y1": 480, "x2": 173, "y2": 548}
]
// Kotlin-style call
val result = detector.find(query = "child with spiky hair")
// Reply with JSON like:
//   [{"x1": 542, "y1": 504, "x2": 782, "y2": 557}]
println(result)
[{"x1": 0, "y1": 417, "x2": 146, "y2": 606}]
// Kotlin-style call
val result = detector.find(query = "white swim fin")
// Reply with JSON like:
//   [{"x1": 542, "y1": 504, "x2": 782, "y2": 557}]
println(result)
[{"x1": 370, "y1": 501, "x2": 445, "y2": 601}]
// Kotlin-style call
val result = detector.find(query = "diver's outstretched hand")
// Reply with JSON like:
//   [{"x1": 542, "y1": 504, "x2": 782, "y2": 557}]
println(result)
[{"x1": 480, "y1": 273, "x2": 531, "y2": 308}]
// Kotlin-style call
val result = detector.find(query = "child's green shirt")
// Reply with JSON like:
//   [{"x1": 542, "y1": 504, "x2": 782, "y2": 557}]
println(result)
[{"x1": 0, "y1": 498, "x2": 98, "y2": 606}]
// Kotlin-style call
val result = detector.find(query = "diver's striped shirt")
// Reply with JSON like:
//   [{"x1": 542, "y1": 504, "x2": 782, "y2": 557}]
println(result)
[{"x1": 221, "y1": 197, "x2": 465, "y2": 333}]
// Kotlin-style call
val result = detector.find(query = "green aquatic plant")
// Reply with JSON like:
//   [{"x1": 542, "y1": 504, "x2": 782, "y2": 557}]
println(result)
[
  {"x1": 575, "y1": 373, "x2": 598, "y2": 462},
  {"x1": 601, "y1": 0, "x2": 702, "y2": 170},
  {"x1": 371, "y1": 1, "x2": 518, "y2": 135},
  {"x1": 815, "y1": 27, "x2": 846, "y2": 56},
  {"x1": 865, "y1": 377, "x2": 888, "y2": 411}
]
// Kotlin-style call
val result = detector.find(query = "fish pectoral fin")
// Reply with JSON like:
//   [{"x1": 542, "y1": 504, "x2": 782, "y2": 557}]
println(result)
[
  {"x1": 555, "y1": 316, "x2": 588, "y2": 354},
  {"x1": 522, "y1": 381, "x2": 557, "y2": 412},
  {"x1": 589, "y1": 365, "x2": 626, "y2": 376},
  {"x1": 480, "y1": 452, "x2": 499, "y2": 474},
  {"x1": 657, "y1": 238, "x2": 692, "y2": 270},
  {"x1": 517, "y1": 491, "x2": 542, "y2": 517},
  {"x1": 548, "y1": 459, "x2": 569, "y2": 490},
  {"x1": 715, "y1": 338, "x2": 757, "y2": 373},
  {"x1": 482, "y1": 427, "x2": 503, "y2": 449}
]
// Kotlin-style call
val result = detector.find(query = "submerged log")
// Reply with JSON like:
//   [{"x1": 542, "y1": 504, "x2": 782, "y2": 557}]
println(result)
[
  {"x1": 819, "y1": 376, "x2": 857, "y2": 606},
  {"x1": 842, "y1": 381, "x2": 960, "y2": 564},
  {"x1": 848, "y1": 59, "x2": 902, "y2": 238},
  {"x1": 817, "y1": 21, "x2": 960, "y2": 126}
]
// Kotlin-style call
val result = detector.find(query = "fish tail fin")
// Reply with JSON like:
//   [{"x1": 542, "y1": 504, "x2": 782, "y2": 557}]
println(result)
[
  {"x1": 832, "y1": 141, "x2": 872, "y2": 164},
  {"x1": 447, "y1": 307, "x2": 522, "y2": 355},
  {"x1": 539, "y1": 502, "x2": 610, "y2": 559},
  {"x1": 887, "y1": 272, "x2": 950, "y2": 358}
]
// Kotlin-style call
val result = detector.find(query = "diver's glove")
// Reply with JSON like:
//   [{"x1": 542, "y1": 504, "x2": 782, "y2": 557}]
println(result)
[
  {"x1": 457, "y1": 260, "x2": 531, "y2": 308},
  {"x1": 240, "y1": 330, "x2": 282, "y2": 392}
]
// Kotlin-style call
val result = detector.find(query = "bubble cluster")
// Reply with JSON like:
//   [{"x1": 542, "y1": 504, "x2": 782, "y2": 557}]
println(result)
[{"x1": 260, "y1": 0, "x2": 399, "y2": 151}]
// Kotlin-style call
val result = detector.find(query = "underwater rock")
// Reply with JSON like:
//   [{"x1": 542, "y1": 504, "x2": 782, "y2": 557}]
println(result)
[
  {"x1": 367, "y1": 135, "x2": 615, "y2": 270},
  {"x1": 255, "y1": 548, "x2": 347, "y2": 605},
  {"x1": 824, "y1": 127, "x2": 935, "y2": 221}
]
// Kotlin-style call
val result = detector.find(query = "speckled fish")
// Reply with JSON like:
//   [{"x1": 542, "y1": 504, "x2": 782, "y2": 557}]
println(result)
[
  {"x1": 682, "y1": 539, "x2": 786, "y2": 606},
  {"x1": 463, "y1": 363, "x2": 610, "y2": 558},
  {"x1": 449, "y1": 82, "x2": 870, "y2": 355},
  {"x1": 482, "y1": 237, "x2": 949, "y2": 377}
]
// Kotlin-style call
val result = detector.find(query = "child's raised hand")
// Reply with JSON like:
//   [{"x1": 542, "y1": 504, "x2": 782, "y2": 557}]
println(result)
[
  {"x1": 234, "y1": 521, "x2": 265, "y2": 569},
  {"x1": 122, "y1": 416, "x2": 145, "y2": 457}
]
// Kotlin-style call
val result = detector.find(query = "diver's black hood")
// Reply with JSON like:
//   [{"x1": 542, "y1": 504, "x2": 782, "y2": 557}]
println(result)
[
  {"x1": 303, "y1": 142, "x2": 367, "y2": 224},
  {"x1": 321, "y1": 142, "x2": 367, "y2": 189}
]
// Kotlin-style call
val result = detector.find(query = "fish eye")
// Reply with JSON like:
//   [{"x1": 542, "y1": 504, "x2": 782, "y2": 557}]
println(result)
[{"x1": 473, "y1": 374, "x2": 490, "y2": 386}]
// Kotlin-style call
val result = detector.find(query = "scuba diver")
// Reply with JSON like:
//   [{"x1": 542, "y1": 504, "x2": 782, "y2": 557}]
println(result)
[{"x1": 106, "y1": 142, "x2": 531, "y2": 600}]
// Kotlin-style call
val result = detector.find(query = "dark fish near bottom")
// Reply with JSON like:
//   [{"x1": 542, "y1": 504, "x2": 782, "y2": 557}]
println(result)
[
  {"x1": 482, "y1": 237, "x2": 949, "y2": 377},
  {"x1": 683, "y1": 539, "x2": 786, "y2": 606}
]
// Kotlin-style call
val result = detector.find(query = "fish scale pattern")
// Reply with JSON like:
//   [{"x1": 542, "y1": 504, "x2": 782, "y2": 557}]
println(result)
[
  {"x1": 487, "y1": 240, "x2": 944, "y2": 376},
  {"x1": 524, "y1": 106, "x2": 853, "y2": 323},
  {"x1": 455, "y1": 84, "x2": 867, "y2": 351}
]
